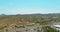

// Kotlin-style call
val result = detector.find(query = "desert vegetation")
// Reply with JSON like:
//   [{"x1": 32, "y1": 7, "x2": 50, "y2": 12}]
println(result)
[{"x1": 0, "y1": 14, "x2": 60, "y2": 32}]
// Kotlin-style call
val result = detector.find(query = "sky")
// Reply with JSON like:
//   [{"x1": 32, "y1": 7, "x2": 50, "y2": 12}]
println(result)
[{"x1": 0, "y1": 0, "x2": 60, "y2": 15}]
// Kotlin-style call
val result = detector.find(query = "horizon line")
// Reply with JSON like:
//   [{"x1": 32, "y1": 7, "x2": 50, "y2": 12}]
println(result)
[{"x1": 0, "y1": 13, "x2": 60, "y2": 15}]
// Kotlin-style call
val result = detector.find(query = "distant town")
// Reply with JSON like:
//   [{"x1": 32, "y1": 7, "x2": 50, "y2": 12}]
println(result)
[{"x1": 0, "y1": 13, "x2": 60, "y2": 32}]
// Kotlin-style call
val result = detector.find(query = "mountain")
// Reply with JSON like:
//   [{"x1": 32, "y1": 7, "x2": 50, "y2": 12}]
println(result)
[{"x1": 0, "y1": 13, "x2": 60, "y2": 25}]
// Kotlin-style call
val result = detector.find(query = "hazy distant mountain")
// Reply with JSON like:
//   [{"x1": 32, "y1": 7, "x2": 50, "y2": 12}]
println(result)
[
  {"x1": 16, "y1": 13, "x2": 60, "y2": 16},
  {"x1": 0, "y1": 14, "x2": 7, "y2": 16}
]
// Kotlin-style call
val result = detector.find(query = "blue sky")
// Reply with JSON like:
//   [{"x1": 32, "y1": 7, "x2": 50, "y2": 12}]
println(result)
[{"x1": 0, "y1": 0, "x2": 60, "y2": 15}]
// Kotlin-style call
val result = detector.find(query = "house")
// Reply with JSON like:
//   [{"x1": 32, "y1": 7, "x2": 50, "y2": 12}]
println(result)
[{"x1": 54, "y1": 25, "x2": 60, "y2": 30}]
